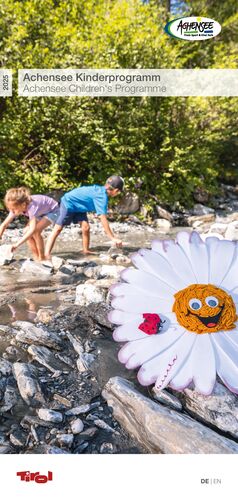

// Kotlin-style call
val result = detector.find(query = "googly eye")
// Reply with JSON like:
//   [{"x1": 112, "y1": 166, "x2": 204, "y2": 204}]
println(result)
[
  {"x1": 205, "y1": 296, "x2": 219, "y2": 308},
  {"x1": 189, "y1": 298, "x2": 202, "y2": 311}
]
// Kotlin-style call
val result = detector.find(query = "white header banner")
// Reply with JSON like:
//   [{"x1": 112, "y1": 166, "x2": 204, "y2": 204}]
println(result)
[
  {"x1": 18, "y1": 69, "x2": 238, "y2": 97},
  {"x1": 0, "y1": 70, "x2": 12, "y2": 96}
]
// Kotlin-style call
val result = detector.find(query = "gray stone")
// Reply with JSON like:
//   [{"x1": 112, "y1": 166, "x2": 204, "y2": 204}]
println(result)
[
  {"x1": 13, "y1": 321, "x2": 62, "y2": 349},
  {"x1": 13, "y1": 363, "x2": 45, "y2": 407},
  {"x1": 103, "y1": 377, "x2": 238, "y2": 454},
  {"x1": 117, "y1": 192, "x2": 140, "y2": 214},
  {"x1": 10, "y1": 429, "x2": 28, "y2": 447},
  {"x1": 100, "y1": 265, "x2": 125, "y2": 279},
  {"x1": 37, "y1": 408, "x2": 63, "y2": 423},
  {"x1": 52, "y1": 256, "x2": 64, "y2": 270},
  {"x1": 28, "y1": 345, "x2": 68, "y2": 374},
  {"x1": 36, "y1": 308, "x2": 55, "y2": 324},
  {"x1": 0, "y1": 444, "x2": 12, "y2": 454},
  {"x1": 77, "y1": 353, "x2": 95, "y2": 373},
  {"x1": 0, "y1": 358, "x2": 12, "y2": 376},
  {"x1": 75, "y1": 283, "x2": 106, "y2": 306},
  {"x1": 0, "y1": 380, "x2": 19, "y2": 413},
  {"x1": 115, "y1": 255, "x2": 131, "y2": 265},
  {"x1": 153, "y1": 219, "x2": 171, "y2": 231},
  {"x1": 173, "y1": 382, "x2": 238, "y2": 439},
  {"x1": 71, "y1": 419, "x2": 84, "y2": 434},
  {"x1": 100, "y1": 442, "x2": 115, "y2": 454},
  {"x1": 65, "y1": 404, "x2": 91, "y2": 416},
  {"x1": 56, "y1": 433, "x2": 74, "y2": 447},
  {"x1": 193, "y1": 204, "x2": 215, "y2": 216},
  {"x1": 155, "y1": 205, "x2": 173, "y2": 222},
  {"x1": 152, "y1": 388, "x2": 183, "y2": 411},
  {"x1": 57, "y1": 264, "x2": 76, "y2": 275},
  {"x1": 67, "y1": 333, "x2": 84, "y2": 355},
  {"x1": 187, "y1": 213, "x2": 215, "y2": 227},
  {"x1": 20, "y1": 259, "x2": 53, "y2": 275},
  {"x1": 225, "y1": 221, "x2": 238, "y2": 240}
]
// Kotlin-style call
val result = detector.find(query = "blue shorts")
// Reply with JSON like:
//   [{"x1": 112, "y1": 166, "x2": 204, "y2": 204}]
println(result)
[
  {"x1": 36, "y1": 207, "x2": 60, "y2": 225},
  {"x1": 55, "y1": 202, "x2": 88, "y2": 227}
]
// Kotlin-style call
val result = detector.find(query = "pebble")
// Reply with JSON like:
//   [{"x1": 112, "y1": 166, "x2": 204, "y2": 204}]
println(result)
[
  {"x1": 71, "y1": 419, "x2": 84, "y2": 434},
  {"x1": 56, "y1": 433, "x2": 74, "y2": 447},
  {"x1": 37, "y1": 409, "x2": 63, "y2": 423}
]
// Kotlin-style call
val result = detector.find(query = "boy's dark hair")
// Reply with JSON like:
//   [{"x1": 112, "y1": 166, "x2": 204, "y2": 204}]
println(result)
[{"x1": 106, "y1": 175, "x2": 124, "y2": 192}]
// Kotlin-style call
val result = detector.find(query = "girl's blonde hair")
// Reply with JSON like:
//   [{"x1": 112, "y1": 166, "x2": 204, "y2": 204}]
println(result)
[{"x1": 4, "y1": 187, "x2": 31, "y2": 208}]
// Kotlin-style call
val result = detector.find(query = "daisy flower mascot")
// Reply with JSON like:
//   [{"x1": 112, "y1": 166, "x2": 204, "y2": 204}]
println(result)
[{"x1": 109, "y1": 231, "x2": 238, "y2": 395}]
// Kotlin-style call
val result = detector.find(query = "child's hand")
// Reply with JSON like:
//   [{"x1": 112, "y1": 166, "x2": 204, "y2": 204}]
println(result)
[{"x1": 11, "y1": 245, "x2": 17, "y2": 253}]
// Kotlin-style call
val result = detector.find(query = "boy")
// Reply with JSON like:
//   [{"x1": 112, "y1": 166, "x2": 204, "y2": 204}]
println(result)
[{"x1": 45, "y1": 175, "x2": 124, "y2": 258}]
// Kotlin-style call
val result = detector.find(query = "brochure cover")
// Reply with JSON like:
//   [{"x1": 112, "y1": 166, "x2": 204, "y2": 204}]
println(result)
[{"x1": 0, "y1": 0, "x2": 237, "y2": 498}]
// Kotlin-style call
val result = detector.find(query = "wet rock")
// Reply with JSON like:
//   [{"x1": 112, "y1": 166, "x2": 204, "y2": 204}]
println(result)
[
  {"x1": 84, "y1": 302, "x2": 112, "y2": 328},
  {"x1": 152, "y1": 388, "x2": 182, "y2": 411},
  {"x1": 52, "y1": 256, "x2": 64, "y2": 270},
  {"x1": 173, "y1": 382, "x2": 238, "y2": 439},
  {"x1": 153, "y1": 219, "x2": 171, "y2": 231},
  {"x1": 65, "y1": 404, "x2": 91, "y2": 416},
  {"x1": 0, "y1": 444, "x2": 12, "y2": 454},
  {"x1": 67, "y1": 333, "x2": 84, "y2": 355},
  {"x1": 57, "y1": 264, "x2": 76, "y2": 275},
  {"x1": 100, "y1": 442, "x2": 115, "y2": 454},
  {"x1": 0, "y1": 379, "x2": 19, "y2": 413},
  {"x1": 117, "y1": 192, "x2": 140, "y2": 214},
  {"x1": 103, "y1": 377, "x2": 238, "y2": 454},
  {"x1": 71, "y1": 419, "x2": 84, "y2": 434},
  {"x1": 56, "y1": 433, "x2": 74, "y2": 447},
  {"x1": 10, "y1": 429, "x2": 28, "y2": 447},
  {"x1": 0, "y1": 358, "x2": 12, "y2": 376},
  {"x1": 13, "y1": 363, "x2": 45, "y2": 407},
  {"x1": 155, "y1": 205, "x2": 173, "y2": 222},
  {"x1": 0, "y1": 244, "x2": 13, "y2": 265},
  {"x1": 32, "y1": 444, "x2": 70, "y2": 454},
  {"x1": 193, "y1": 187, "x2": 210, "y2": 204},
  {"x1": 20, "y1": 259, "x2": 53, "y2": 275},
  {"x1": 37, "y1": 408, "x2": 63, "y2": 423},
  {"x1": 115, "y1": 255, "x2": 131, "y2": 265},
  {"x1": 53, "y1": 394, "x2": 72, "y2": 408},
  {"x1": 28, "y1": 345, "x2": 68, "y2": 374},
  {"x1": 193, "y1": 204, "x2": 215, "y2": 216},
  {"x1": 187, "y1": 213, "x2": 215, "y2": 227},
  {"x1": 77, "y1": 352, "x2": 95, "y2": 373},
  {"x1": 13, "y1": 321, "x2": 62, "y2": 349},
  {"x1": 225, "y1": 221, "x2": 238, "y2": 240},
  {"x1": 36, "y1": 308, "x2": 55, "y2": 324},
  {"x1": 20, "y1": 415, "x2": 55, "y2": 429},
  {"x1": 75, "y1": 283, "x2": 106, "y2": 306}
]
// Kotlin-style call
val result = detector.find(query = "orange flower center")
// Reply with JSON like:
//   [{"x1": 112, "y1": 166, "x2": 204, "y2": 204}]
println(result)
[{"x1": 172, "y1": 284, "x2": 237, "y2": 334}]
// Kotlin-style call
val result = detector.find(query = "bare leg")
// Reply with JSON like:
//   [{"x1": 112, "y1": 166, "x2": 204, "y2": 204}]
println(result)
[
  {"x1": 33, "y1": 218, "x2": 51, "y2": 261},
  {"x1": 44, "y1": 224, "x2": 63, "y2": 259},
  {"x1": 80, "y1": 221, "x2": 95, "y2": 254},
  {"x1": 23, "y1": 224, "x2": 39, "y2": 260}
]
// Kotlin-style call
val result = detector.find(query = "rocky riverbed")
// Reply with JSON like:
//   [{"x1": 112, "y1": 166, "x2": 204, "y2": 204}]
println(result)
[{"x1": 1, "y1": 210, "x2": 238, "y2": 454}]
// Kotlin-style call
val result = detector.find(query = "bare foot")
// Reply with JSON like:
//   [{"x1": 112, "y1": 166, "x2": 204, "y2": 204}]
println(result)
[{"x1": 82, "y1": 250, "x2": 97, "y2": 255}]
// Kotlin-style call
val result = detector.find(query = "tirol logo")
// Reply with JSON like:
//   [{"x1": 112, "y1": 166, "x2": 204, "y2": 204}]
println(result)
[
  {"x1": 165, "y1": 16, "x2": 221, "y2": 41},
  {"x1": 17, "y1": 471, "x2": 53, "y2": 483}
]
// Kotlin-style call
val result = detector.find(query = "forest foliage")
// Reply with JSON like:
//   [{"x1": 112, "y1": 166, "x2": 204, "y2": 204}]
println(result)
[{"x1": 0, "y1": 0, "x2": 237, "y2": 209}]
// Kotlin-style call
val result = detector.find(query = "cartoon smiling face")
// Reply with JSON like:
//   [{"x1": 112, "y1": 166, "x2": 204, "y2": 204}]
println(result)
[{"x1": 172, "y1": 284, "x2": 237, "y2": 334}]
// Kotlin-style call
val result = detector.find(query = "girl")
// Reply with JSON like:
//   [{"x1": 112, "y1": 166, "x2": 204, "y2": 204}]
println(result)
[{"x1": 0, "y1": 187, "x2": 59, "y2": 262}]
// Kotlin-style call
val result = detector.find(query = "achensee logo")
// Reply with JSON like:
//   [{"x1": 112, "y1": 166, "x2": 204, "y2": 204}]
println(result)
[{"x1": 165, "y1": 16, "x2": 221, "y2": 41}]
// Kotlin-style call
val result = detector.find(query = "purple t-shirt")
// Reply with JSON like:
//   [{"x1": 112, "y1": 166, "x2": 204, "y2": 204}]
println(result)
[{"x1": 10, "y1": 195, "x2": 58, "y2": 220}]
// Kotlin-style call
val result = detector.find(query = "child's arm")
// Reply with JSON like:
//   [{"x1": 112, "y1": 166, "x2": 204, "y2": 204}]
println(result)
[
  {"x1": 99, "y1": 214, "x2": 122, "y2": 247},
  {"x1": 0, "y1": 212, "x2": 16, "y2": 239},
  {"x1": 11, "y1": 217, "x2": 37, "y2": 251}
]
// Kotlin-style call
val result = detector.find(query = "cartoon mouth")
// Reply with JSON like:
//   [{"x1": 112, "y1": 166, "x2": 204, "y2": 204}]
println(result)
[{"x1": 187, "y1": 305, "x2": 224, "y2": 328}]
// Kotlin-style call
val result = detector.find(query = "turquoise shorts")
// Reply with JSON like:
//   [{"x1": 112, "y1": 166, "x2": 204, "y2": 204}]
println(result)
[{"x1": 37, "y1": 207, "x2": 60, "y2": 225}]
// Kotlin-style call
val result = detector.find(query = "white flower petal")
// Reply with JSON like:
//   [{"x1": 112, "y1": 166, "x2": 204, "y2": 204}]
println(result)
[
  {"x1": 113, "y1": 319, "x2": 149, "y2": 342},
  {"x1": 191, "y1": 334, "x2": 216, "y2": 395},
  {"x1": 183, "y1": 233, "x2": 209, "y2": 283},
  {"x1": 132, "y1": 248, "x2": 190, "y2": 290},
  {"x1": 169, "y1": 357, "x2": 193, "y2": 391},
  {"x1": 137, "y1": 331, "x2": 195, "y2": 387},
  {"x1": 108, "y1": 310, "x2": 141, "y2": 325},
  {"x1": 120, "y1": 268, "x2": 176, "y2": 296},
  {"x1": 111, "y1": 295, "x2": 173, "y2": 314},
  {"x1": 211, "y1": 332, "x2": 238, "y2": 393},
  {"x1": 118, "y1": 326, "x2": 186, "y2": 368},
  {"x1": 220, "y1": 246, "x2": 238, "y2": 290},
  {"x1": 158, "y1": 239, "x2": 197, "y2": 284},
  {"x1": 222, "y1": 329, "x2": 238, "y2": 348},
  {"x1": 207, "y1": 239, "x2": 236, "y2": 285}
]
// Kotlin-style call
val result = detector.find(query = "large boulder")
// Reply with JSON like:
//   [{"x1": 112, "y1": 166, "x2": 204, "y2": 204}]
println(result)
[
  {"x1": 117, "y1": 193, "x2": 140, "y2": 214},
  {"x1": 103, "y1": 377, "x2": 238, "y2": 454}
]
